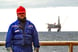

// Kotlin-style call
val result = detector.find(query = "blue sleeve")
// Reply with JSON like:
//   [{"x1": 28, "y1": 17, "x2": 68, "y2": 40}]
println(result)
[
  {"x1": 5, "y1": 24, "x2": 13, "y2": 48},
  {"x1": 32, "y1": 24, "x2": 40, "y2": 48}
]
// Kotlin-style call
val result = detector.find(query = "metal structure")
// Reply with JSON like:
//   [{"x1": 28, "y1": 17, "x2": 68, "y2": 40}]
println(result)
[
  {"x1": 1, "y1": 41, "x2": 78, "y2": 52},
  {"x1": 47, "y1": 16, "x2": 61, "y2": 32}
]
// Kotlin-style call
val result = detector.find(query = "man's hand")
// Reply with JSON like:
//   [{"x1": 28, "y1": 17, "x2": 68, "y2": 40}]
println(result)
[
  {"x1": 6, "y1": 47, "x2": 12, "y2": 52},
  {"x1": 34, "y1": 48, "x2": 39, "y2": 52}
]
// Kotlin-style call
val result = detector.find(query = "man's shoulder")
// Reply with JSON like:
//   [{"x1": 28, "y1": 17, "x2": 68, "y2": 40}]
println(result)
[
  {"x1": 26, "y1": 20, "x2": 36, "y2": 28},
  {"x1": 27, "y1": 20, "x2": 34, "y2": 25},
  {"x1": 9, "y1": 20, "x2": 18, "y2": 26}
]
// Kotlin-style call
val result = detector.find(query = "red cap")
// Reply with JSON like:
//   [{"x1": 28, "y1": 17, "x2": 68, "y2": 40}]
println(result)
[{"x1": 16, "y1": 6, "x2": 26, "y2": 13}]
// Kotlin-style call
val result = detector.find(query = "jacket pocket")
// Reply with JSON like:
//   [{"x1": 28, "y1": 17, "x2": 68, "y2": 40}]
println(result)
[
  {"x1": 24, "y1": 35, "x2": 32, "y2": 45},
  {"x1": 26, "y1": 27, "x2": 33, "y2": 35},
  {"x1": 13, "y1": 35, "x2": 23, "y2": 40},
  {"x1": 13, "y1": 27, "x2": 23, "y2": 34}
]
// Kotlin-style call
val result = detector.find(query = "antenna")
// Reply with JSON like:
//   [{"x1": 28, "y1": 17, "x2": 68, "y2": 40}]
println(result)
[
  {"x1": 58, "y1": 16, "x2": 60, "y2": 25},
  {"x1": 57, "y1": 16, "x2": 61, "y2": 32}
]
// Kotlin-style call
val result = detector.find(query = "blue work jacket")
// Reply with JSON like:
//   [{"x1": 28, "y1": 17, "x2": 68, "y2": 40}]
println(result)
[{"x1": 5, "y1": 20, "x2": 40, "y2": 49}]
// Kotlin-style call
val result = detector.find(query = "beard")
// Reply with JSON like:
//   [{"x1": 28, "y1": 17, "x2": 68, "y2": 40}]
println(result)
[{"x1": 18, "y1": 17, "x2": 26, "y2": 23}]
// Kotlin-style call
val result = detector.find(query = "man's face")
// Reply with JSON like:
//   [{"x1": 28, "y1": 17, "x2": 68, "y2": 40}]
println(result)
[{"x1": 17, "y1": 12, "x2": 26, "y2": 19}]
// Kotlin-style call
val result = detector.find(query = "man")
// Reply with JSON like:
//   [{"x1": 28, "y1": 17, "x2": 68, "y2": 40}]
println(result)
[{"x1": 5, "y1": 6, "x2": 40, "y2": 52}]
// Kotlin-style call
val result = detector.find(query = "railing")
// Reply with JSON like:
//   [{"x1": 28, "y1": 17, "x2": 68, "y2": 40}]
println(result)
[{"x1": 0, "y1": 41, "x2": 78, "y2": 52}]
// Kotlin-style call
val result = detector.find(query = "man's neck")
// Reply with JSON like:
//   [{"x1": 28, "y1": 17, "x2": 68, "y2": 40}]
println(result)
[{"x1": 18, "y1": 17, "x2": 26, "y2": 23}]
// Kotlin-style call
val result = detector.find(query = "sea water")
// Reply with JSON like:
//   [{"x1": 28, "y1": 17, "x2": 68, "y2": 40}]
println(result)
[{"x1": 0, "y1": 32, "x2": 78, "y2": 52}]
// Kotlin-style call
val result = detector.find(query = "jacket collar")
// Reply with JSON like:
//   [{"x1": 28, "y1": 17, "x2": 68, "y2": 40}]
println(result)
[{"x1": 16, "y1": 19, "x2": 29, "y2": 25}]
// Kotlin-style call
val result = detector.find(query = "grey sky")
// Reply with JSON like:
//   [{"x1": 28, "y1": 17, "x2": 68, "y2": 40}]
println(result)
[{"x1": 0, "y1": 0, "x2": 78, "y2": 8}]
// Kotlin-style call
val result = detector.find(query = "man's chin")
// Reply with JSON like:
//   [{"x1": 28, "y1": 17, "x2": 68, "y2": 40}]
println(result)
[{"x1": 20, "y1": 17, "x2": 25, "y2": 19}]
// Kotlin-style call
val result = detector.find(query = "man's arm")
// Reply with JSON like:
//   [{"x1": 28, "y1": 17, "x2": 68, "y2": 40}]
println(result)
[
  {"x1": 32, "y1": 24, "x2": 40, "y2": 52},
  {"x1": 5, "y1": 24, "x2": 13, "y2": 51}
]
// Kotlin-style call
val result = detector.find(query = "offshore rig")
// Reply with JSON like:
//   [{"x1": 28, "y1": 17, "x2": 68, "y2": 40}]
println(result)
[{"x1": 47, "y1": 16, "x2": 61, "y2": 32}]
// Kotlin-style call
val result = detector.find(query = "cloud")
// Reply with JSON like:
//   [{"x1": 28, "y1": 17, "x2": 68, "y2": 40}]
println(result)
[{"x1": 0, "y1": 0, "x2": 78, "y2": 8}]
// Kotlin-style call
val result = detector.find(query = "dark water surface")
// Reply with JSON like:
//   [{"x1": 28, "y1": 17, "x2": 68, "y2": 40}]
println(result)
[{"x1": 0, "y1": 32, "x2": 78, "y2": 52}]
